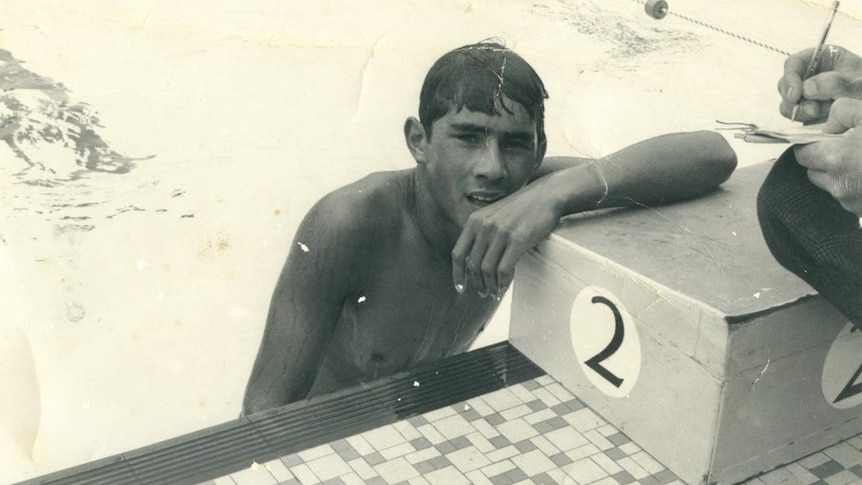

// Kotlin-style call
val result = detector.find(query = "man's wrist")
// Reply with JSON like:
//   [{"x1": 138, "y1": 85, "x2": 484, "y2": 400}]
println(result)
[{"x1": 542, "y1": 163, "x2": 610, "y2": 217}]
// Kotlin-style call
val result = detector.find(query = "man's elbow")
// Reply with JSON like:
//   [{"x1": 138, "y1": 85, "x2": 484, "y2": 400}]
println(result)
[
  {"x1": 670, "y1": 131, "x2": 737, "y2": 198},
  {"x1": 242, "y1": 380, "x2": 309, "y2": 417},
  {"x1": 694, "y1": 130, "x2": 738, "y2": 187},
  {"x1": 242, "y1": 395, "x2": 291, "y2": 417},
  {"x1": 241, "y1": 393, "x2": 264, "y2": 417},
  {"x1": 241, "y1": 381, "x2": 286, "y2": 417}
]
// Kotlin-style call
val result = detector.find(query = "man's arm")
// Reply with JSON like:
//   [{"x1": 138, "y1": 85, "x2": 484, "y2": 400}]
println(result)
[
  {"x1": 242, "y1": 191, "x2": 367, "y2": 415},
  {"x1": 452, "y1": 130, "x2": 737, "y2": 298},
  {"x1": 764, "y1": 47, "x2": 862, "y2": 330},
  {"x1": 540, "y1": 130, "x2": 737, "y2": 212},
  {"x1": 776, "y1": 46, "x2": 862, "y2": 216}
]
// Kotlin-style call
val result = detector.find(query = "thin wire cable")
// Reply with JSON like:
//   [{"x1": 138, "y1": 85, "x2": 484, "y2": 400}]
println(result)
[{"x1": 634, "y1": 0, "x2": 792, "y2": 57}]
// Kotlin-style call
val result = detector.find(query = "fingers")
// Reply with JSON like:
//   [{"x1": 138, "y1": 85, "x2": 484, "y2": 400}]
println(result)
[
  {"x1": 835, "y1": 175, "x2": 862, "y2": 216},
  {"x1": 803, "y1": 72, "x2": 862, "y2": 101},
  {"x1": 806, "y1": 168, "x2": 833, "y2": 193},
  {"x1": 495, "y1": 243, "x2": 524, "y2": 296},
  {"x1": 466, "y1": 236, "x2": 491, "y2": 297},
  {"x1": 482, "y1": 238, "x2": 527, "y2": 300},
  {"x1": 452, "y1": 215, "x2": 502, "y2": 299},
  {"x1": 794, "y1": 142, "x2": 833, "y2": 171},
  {"x1": 806, "y1": 168, "x2": 862, "y2": 216},
  {"x1": 479, "y1": 237, "x2": 507, "y2": 299},
  {"x1": 792, "y1": 94, "x2": 862, "y2": 218},
  {"x1": 451, "y1": 227, "x2": 474, "y2": 294},
  {"x1": 466, "y1": 223, "x2": 513, "y2": 299},
  {"x1": 849, "y1": 78, "x2": 862, "y2": 100},
  {"x1": 779, "y1": 48, "x2": 812, "y2": 105},
  {"x1": 823, "y1": 98, "x2": 862, "y2": 134},
  {"x1": 780, "y1": 99, "x2": 830, "y2": 123},
  {"x1": 453, "y1": 215, "x2": 524, "y2": 300},
  {"x1": 778, "y1": 47, "x2": 862, "y2": 122}
]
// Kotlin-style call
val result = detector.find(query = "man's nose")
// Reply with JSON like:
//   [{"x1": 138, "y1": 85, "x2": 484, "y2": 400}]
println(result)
[{"x1": 473, "y1": 141, "x2": 507, "y2": 181}]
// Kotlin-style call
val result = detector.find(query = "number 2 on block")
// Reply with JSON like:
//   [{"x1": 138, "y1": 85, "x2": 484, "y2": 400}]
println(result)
[
  {"x1": 834, "y1": 361, "x2": 862, "y2": 404},
  {"x1": 584, "y1": 296, "x2": 625, "y2": 388}
]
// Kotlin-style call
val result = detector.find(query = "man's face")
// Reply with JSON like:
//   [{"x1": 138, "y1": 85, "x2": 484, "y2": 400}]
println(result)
[{"x1": 422, "y1": 97, "x2": 542, "y2": 228}]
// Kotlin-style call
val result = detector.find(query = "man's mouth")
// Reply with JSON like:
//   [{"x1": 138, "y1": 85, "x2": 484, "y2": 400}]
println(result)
[{"x1": 466, "y1": 192, "x2": 505, "y2": 207}]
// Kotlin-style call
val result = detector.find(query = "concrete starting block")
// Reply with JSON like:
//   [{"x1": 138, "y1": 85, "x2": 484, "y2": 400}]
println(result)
[{"x1": 510, "y1": 163, "x2": 862, "y2": 485}]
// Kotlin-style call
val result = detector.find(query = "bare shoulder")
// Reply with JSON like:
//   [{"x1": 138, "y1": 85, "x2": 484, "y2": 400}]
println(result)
[{"x1": 300, "y1": 169, "x2": 413, "y2": 248}]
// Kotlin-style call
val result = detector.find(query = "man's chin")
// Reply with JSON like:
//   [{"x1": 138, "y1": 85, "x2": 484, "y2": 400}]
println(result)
[
  {"x1": 459, "y1": 202, "x2": 482, "y2": 220},
  {"x1": 453, "y1": 195, "x2": 505, "y2": 227}
]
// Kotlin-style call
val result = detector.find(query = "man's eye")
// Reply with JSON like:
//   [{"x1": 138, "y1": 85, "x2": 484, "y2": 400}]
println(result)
[
  {"x1": 505, "y1": 141, "x2": 533, "y2": 151},
  {"x1": 456, "y1": 134, "x2": 481, "y2": 144}
]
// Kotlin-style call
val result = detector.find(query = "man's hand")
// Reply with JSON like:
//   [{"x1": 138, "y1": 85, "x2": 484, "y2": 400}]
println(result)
[
  {"x1": 449, "y1": 131, "x2": 737, "y2": 299},
  {"x1": 451, "y1": 180, "x2": 563, "y2": 300},
  {"x1": 794, "y1": 98, "x2": 862, "y2": 216},
  {"x1": 778, "y1": 46, "x2": 862, "y2": 123}
]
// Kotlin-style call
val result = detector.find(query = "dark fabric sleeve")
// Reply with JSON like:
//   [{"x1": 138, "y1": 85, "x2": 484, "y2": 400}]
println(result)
[{"x1": 757, "y1": 147, "x2": 862, "y2": 329}]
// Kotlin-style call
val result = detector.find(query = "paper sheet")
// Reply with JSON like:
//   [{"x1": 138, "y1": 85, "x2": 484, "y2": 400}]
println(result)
[{"x1": 717, "y1": 121, "x2": 849, "y2": 144}]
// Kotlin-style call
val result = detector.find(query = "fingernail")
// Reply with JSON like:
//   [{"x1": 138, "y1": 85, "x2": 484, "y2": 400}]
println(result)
[
  {"x1": 786, "y1": 86, "x2": 794, "y2": 99},
  {"x1": 803, "y1": 103, "x2": 819, "y2": 118},
  {"x1": 455, "y1": 283, "x2": 464, "y2": 293},
  {"x1": 803, "y1": 80, "x2": 818, "y2": 98},
  {"x1": 478, "y1": 289, "x2": 488, "y2": 298}
]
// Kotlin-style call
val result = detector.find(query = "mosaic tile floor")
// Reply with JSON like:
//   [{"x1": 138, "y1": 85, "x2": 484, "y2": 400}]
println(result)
[{"x1": 197, "y1": 375, "x2": 862, "y2": 485}]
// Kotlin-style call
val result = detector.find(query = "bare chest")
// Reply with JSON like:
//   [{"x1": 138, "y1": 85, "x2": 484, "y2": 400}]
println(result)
[{"x1": 321, "y1": 247, "x2": 500, "y2": 380}]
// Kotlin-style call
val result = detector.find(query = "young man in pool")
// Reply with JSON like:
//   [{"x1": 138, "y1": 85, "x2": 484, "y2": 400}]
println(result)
[{"x1": 242, "y1": 42, "x2": 737, "y2": 414}]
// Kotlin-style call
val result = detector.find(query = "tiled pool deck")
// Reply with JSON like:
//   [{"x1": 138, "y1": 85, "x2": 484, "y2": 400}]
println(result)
[
  {"x1": 19, "y1": 343, "x2": 862, "y2": 485},
  {"x1": 200, "y1": 375, "x2": 862, "y2": 485}
]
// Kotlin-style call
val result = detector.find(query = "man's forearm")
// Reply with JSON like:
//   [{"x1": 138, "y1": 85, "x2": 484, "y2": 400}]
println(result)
[{"x1": 538, "y1": 131, "x2": 737, "y2": 217}]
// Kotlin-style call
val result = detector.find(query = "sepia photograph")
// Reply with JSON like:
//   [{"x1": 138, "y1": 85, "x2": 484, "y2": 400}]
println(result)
[{"x1": 2, "y1": 0, "x2": 862, "y2": 483}]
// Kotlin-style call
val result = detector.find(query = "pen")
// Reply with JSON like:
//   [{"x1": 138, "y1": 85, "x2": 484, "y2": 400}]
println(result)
[{"x1": 791, "y1": 0, "x2": 840, "y2": 122}]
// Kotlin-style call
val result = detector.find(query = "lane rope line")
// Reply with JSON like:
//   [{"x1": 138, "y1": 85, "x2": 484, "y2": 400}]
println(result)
[{"x1": 634, "y1": 0, "x2": 792, "y2": 57}]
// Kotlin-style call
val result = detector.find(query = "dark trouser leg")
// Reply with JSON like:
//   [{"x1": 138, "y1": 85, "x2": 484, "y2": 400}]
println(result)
[{"x1": 757, "y1": 148, "x2": 862, "y2": 330}]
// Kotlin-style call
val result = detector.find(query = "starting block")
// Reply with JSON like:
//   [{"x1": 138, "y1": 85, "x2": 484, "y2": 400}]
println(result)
[{"x1": 510, "y1": 163, "x2": 862, "y2": 485}]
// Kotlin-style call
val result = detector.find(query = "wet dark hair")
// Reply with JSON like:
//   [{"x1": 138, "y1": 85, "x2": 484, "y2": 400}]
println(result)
[{"x1": 419, "y1": 41, "x2": 549, "y2": 143}]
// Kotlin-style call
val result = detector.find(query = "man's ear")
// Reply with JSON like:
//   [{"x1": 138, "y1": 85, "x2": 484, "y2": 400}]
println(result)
[{"x1": 404, "y1": 117, "x2": 429, "y2": 164}]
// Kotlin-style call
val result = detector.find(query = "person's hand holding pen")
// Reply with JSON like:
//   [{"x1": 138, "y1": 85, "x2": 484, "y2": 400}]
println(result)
[
  {"x1": 793, "y1": 98, "x2": 862, "y2": 217},
  {"x1": 778, "y1": 45, "x2": 862, "y2": 123},
  {"x1": 776, "y1": 44, "x2": 862, "y2": 217}
]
